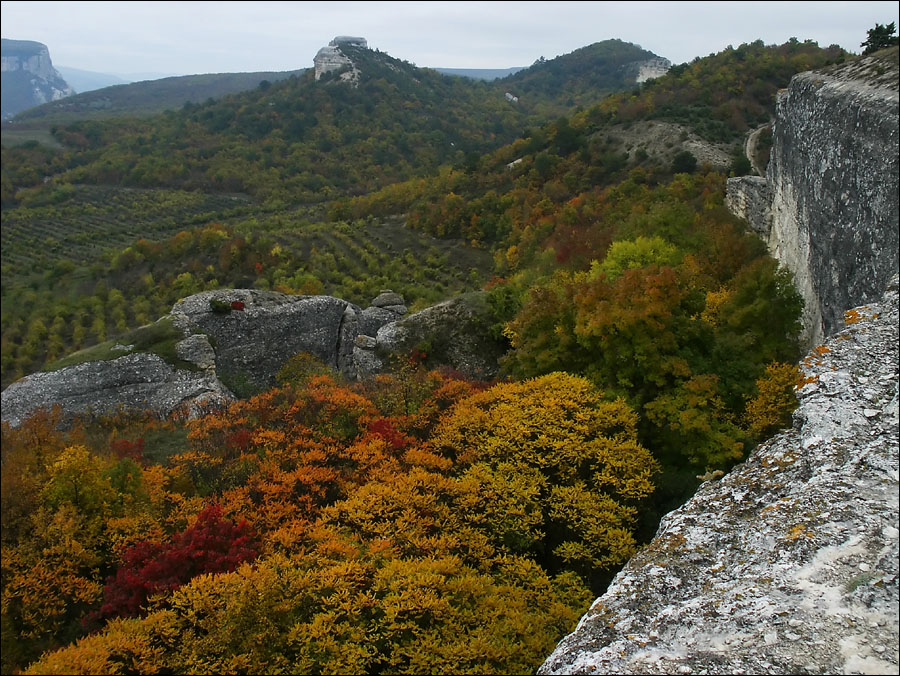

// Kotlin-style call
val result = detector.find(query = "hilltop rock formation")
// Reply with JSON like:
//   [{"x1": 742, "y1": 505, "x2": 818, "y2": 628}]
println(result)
[
  {"x1": 540, "y1": 277, "x2": 899, "y2": 675},
  {"x1": 1, "y1": 38, "x2": 74, "y2": 119},
  {"x1": 314, "y1": 36, "x2": 367, "y2": 82},
  {"x1": 727, "y1": 48, "x2": 899, "y2": 346}
]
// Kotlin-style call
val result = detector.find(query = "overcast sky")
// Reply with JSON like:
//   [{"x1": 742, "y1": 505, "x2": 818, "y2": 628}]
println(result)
[{"x1": 2, "y1": 1, "x2": 899, "y2": 77}]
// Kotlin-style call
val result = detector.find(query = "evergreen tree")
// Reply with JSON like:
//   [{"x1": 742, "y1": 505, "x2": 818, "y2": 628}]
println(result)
[{"x1": 861, "y1": 22, "x2": 899, "y2": 55}]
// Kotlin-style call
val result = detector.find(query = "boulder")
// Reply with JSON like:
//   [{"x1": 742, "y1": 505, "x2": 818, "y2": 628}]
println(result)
[
  {"x1": 375, "y1": 291, "x2": 506, "y2": 379},
  {"x1": 370, "y1": 290, "x2": 406, "y2": 308},
  {"x1": 0, "y1": 352, "x2": 234, "y2": 428},
  {"x1": 171, "y1": 289, "x2": 362, "y2": 388},
  {"x1": 175, "y1": 333, "x2": 216, "y2": 371},
  {"x1": 359, "y1": 306, "x2": 399, "y2": 337}
]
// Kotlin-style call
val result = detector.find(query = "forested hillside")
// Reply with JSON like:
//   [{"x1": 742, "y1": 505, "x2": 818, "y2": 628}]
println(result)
[{"x1": 1, "y1": 37, "x2": 851, "y2": 674}]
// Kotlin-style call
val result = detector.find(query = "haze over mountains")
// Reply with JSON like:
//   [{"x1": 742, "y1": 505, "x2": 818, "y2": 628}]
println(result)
[{"x1": 3, "y1": 36, "x2": 665, "y2": 125}]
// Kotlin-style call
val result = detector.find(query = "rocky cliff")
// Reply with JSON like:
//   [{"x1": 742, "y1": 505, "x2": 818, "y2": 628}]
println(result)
[
  {"x1": 313, "y1": 36, "x2": 367, "y2": 83},
  {"x1": 633, "y1": 57, "x2": 671, "y2": 83},
  {"x1": 0, "y1": 289, "x2": 504, "y2": 428},
  {"x1": 727, "y1": 48, "x2": 899, "y2": 346},
  {"x1": 1, "y1": 38, "x2": 74, "y2": 119},
  {"x1": 543, "y1": 50, "x2": 900, "y2": 676},
  {"x1": 540, "y1": 277, "x2": 899, "y2": 675}
]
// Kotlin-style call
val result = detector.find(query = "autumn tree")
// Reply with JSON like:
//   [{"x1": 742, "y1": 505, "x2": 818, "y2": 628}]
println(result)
[
  {"x1": 87, "y1": 504, "x2": 258, "y2": 627},
  {"x1": 743, "y1": 361, "x2": 800, "y2": 439},
  {"x1": 430, "y1": 372, "x2": 657, "y2": 584}
]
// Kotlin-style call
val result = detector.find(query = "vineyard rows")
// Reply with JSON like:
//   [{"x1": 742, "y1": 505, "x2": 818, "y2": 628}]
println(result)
[{"x1": 2, "y1": 187, "x2": 495, "y2": 388}]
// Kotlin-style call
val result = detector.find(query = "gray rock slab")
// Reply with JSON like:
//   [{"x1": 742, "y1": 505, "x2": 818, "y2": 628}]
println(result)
[
  {"x1": 171, "y1": 289, "x2": 361, "y2": 386},
  {"x1": 0, "y1": 352, "x2": 234, "y2": 428}
]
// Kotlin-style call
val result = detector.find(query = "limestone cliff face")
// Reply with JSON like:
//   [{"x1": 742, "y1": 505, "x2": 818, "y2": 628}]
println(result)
[
  {"x1": 633, "y1": 57, "x2": 671, "y2": 83},
  {"x1": 313, "y1": 36, "x2": 367, "y2": 83},
  {"x1": 727, "y1": 48, "x2": 899, "y2": 346},
  {"x1": 1, "y1": 38, "x2": 74, "y2": 119},
  {"x1": 540, "y1": 278, "x2": 899, "y2": 675}
]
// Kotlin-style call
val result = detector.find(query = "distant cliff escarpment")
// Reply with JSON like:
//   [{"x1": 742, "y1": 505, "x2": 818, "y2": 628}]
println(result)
[
  {"x1": 727, "y1": 47, "x2": 899, "y2": 346},
  {"x1": 1, "y1": 38, "x2": 74, "y2": 119}
]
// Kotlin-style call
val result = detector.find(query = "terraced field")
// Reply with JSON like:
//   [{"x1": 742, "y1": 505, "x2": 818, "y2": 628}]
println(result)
[
  {"x1": 1, "y1": 186, "x2": 495, "y2": 387},
  {"x1": 1, "y1": 185, "x2": 254, "y2": 281}
]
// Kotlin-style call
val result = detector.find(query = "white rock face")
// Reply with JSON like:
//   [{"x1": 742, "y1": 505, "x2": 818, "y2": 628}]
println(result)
[
  {"x1": 634, "y1": 57, "x2": 671, "y2": 83},
  {"x1": 539, "y1": 277, "x2": 900, "y2": 675},
  {"x1": 1, "y1": 39, "x2": 74, "y2": 118},
  {"x1": 314, "y1": 44, "x2": 353, "y2": 81},
  {"x1": 313, "y1": 36, "x2": 367, "y2": 82}
]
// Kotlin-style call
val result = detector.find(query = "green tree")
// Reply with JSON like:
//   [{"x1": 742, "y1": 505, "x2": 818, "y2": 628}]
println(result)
[{"x1": 861, "y1": 22, "x2": 899, "y2": 55}]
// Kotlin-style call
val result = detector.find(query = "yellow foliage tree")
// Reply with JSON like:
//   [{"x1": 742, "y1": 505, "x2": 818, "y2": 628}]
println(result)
[
  {"x1": 430, "y1": 372, "x2": 658, "y2": 579},
  {"x1": 744, "y1": 361, "x2": 801, "y2": 439}
]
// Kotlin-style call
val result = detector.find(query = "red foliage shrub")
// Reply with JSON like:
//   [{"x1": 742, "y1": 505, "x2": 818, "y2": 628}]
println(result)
[
  {"x1": 109, "y1": 437, "x2": 145, "y2": 463},
  {"x1": 367, "y1": 418, "x2": 412, "y2": 451},
  {"x1": 85, "y1": 504, "x2": 258, "y2": 628},
  {"x1": 231, "y1": 300, "x2": 245, "y2": 311},
  {"x1": 225, "y1": 428, "x2": 253, "y2": 453}
]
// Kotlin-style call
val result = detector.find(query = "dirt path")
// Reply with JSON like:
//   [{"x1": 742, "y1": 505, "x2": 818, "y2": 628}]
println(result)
[{"x1": 744, "y1": 123, "x2": 771, "y2": 176}]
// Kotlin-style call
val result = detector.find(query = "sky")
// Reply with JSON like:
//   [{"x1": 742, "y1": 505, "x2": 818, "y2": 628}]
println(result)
[{"x1": 2, "y1": 1, "x2": 899, "y2": 77}]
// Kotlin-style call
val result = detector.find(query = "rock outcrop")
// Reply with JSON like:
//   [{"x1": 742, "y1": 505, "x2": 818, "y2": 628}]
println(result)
[
  {"x1": 1, "y1": 38, "x2": 74, "y2": 119},
  {"x1": 539, "y1": 277, "x2": 900, "y2": 675},
  {"x1": 0, "y1": 352, "x2": 233, "y2": 429},
  {"x1": 633, "y1": 57, "x2": 671, "y2": 83},
  {"x1": 1, "y1": 288, "x2": 508, "y2": 427},
  {"x1": 314, "y1": 36, "x2": 367, "y2": 83},
  {"x1": 373, "y1": 291, "x2": 506, "y2": 379},
  {"x1": 170, "y1": 289, "x2": 364, "y2": 390},
  {"x1": 727, "y1": 48, "x2": 899, "y2": 346}
]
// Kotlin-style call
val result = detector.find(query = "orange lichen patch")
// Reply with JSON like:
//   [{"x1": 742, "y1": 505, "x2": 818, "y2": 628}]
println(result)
[
  {"x1": 796, "y1": 373, "x2": 819, "y2": 389},
  {"x1": 786, "y1": 523, "x2": 812, "y2": 541},
  {"x1": 801, "y1": 344, "x2": 834, "y2": 369},
  {"x1": 844, "y1": 306, "x2": 873, "y2": 324}
]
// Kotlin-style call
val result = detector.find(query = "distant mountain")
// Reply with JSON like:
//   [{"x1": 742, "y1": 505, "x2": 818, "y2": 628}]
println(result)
[
  {"x1": 55, "y1": 66, "x2": 130, "y2": 93},
  {"x1": 4, "y1": 36, "x2": 681, "y2": 202},
  {"x1": 113, "y1": 71, "x2": 181, "y2": 81},
  {"x1": 435, "y1": 67, "x2": 526, "y2": 81},
  {"x1": 499, "y1": 39, "x2": 670, "y2": 111},
  {"x1": 1, "y1": 38, "x2": 74, "y2": 119},
  {"x1": 10, "y1": 69, "x2": 306, "y2": 122}
]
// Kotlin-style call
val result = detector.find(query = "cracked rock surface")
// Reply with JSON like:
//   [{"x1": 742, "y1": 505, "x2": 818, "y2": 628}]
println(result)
[
  {"x1": 539, "y1": 277, "x2": 899, "y2": 675},
  {"x1": 0, "y1": 352, "x2": 233, "y2": 428}
]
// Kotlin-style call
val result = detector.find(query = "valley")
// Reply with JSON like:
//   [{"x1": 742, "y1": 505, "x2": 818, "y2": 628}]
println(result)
[{"x1": 1, "y1": 28, "x2": 896, "y2": 676}]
